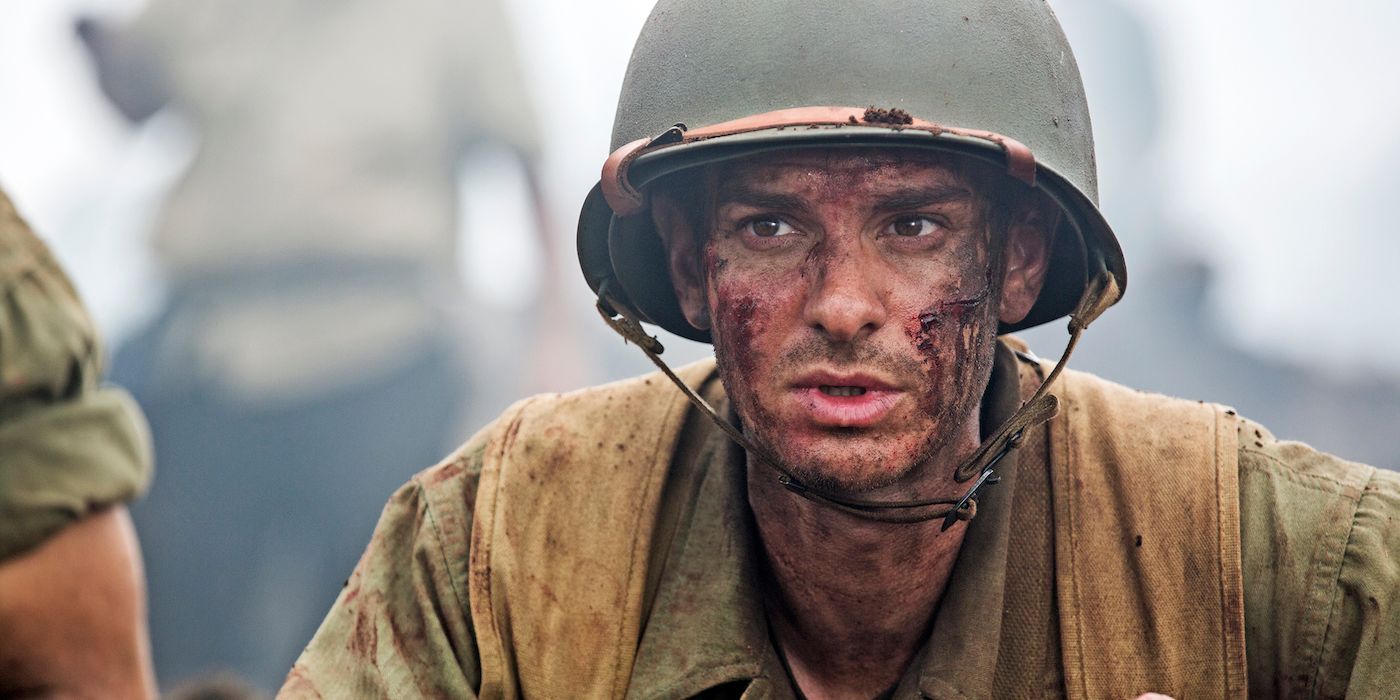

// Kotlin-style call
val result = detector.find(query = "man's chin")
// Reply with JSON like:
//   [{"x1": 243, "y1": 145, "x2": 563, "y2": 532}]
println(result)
[
  {"x1": 741, "y1": 416, "x2": 941, "y2": 495},
  {"x1": 764, "y1": 447, "x2": 920, "y2": 496}
]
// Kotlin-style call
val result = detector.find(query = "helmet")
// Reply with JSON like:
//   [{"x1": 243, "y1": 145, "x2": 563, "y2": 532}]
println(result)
[{"x1": 578, "y1": 0, "x2": 1125, "y2": 343}]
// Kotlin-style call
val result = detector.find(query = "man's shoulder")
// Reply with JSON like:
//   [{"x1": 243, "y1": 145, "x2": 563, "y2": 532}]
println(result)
[
  {"x1": 1053, "y1": 363, "x2": 1396, "y2": 502},
  {"x1": 1041, "y1": 362, "x2": 1400, "y2": 694},
  {"x1": 1044, "y1": 365, "x2": 1234, "y2": 468},
  {"x1": 1057, "y1": 364, "x2": 1218, "y2": 416},
  {"x1": 503, "y1": 358, "x2": 717, "y2": 432},
  {"x1": 1232, "y1": 413, "x2": 1400, "y2": 696},
  {"x1": 1231, "y1": 411, "x2": 1393, "y2": 573},
  {"x1": 0, "y1": 188, "x2": 153, "y2": 561},
  {"x1": 1007, "y1": 342, "x2": 1222, "y2": 433},
  {"x1": 469, "y1": 358, "x2": 712, "y2": 460},
  {"x1": 1235, "y1": 414, "x2": 1392, "y2": 495},
  {"x1": 1232, "y1": 411, "x2": 1398, "y2": 565},
  {"x1": 410, "y1": 358, "x2": 720, "y2": 514}
]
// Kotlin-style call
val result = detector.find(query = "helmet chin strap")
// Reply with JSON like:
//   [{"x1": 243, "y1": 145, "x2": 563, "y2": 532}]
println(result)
[{"x1": 596, "y1": 264, "x2": 1117, "y2": 530}]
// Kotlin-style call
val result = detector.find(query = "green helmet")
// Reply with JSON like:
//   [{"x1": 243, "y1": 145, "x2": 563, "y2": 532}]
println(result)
[{"x1": 578, "y1": 0, "x2": 1125, "y2": 343}]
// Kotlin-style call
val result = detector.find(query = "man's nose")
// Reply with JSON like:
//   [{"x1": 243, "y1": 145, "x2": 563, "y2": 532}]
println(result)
[{"x1": 801, "y1": 244, "x2": 888, "y2": 343}]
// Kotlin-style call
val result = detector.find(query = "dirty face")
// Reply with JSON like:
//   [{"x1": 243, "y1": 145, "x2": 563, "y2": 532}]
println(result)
[{"x1": 657, "y1": 148, "x2": 1050, "y2": 494}]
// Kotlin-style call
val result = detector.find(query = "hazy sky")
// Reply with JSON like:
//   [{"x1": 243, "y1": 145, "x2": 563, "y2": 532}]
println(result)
[
  {"x1": 1135, "y1": 0, "x2": 1400, "y2": 374},
  {"x1": 2, "y1": 0, "x2": 1398, "y2": 377}
]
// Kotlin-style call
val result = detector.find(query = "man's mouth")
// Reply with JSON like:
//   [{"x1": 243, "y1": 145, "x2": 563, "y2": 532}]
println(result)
[
  {"x1": 819, "y1": 385, "x2": 867, "y2": 397},
  {"x1": 789, "y1": 371, "x2": 903, "y2": 428}
]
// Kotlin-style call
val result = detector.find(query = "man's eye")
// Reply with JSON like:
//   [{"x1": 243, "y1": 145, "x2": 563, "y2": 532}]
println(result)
[
  {"x1": 746, "y1": 218, "x2": 796, "y2": 238},
  {"x1": 889, "y1": 217, "x2": 941, "y2": 237}
]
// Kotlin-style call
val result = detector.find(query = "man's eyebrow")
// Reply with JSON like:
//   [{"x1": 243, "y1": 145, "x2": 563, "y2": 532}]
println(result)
[
  {"x1": 712, "y1": 182, "x2": 973, "y2": 213},
  {"x1": 713, "y1": 183, "x2": 808, "y2": 212},
  {"x1": 869, "y1": 184, "x2": 973, "y2": 213}
]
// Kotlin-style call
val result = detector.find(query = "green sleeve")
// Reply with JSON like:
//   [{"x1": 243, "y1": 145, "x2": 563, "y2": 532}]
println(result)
[
  {"x1": 0, "y1": 190, "x2": 152, "y2": 560},
  {"x1": 280, "y1": 442, "x2": 486, "y2": 698},
  {"x1": 1238, "y1": 416, "x2": 1400, "y2": 698},
  {"x1": 1327, "y1": 467, "x2": 1400, "y2": 697}
]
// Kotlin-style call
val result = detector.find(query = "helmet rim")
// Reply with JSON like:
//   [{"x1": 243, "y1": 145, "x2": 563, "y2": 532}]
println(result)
[{"x1": 577, "y1": 114, "x2": 1125, "y2": 344}]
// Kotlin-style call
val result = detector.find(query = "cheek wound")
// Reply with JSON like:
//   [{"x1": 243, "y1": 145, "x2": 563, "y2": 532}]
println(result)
[
  {"x1": 907, "y1": 283, "x2": 993, "y2": 353},
  {"x1": 711, "y1": 292, "x2": 763, "y2": 379}
]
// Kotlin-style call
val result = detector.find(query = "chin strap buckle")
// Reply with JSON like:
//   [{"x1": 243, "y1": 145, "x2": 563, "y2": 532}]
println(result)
[{"x1": 940, "y1": 428, "x2": 1019, "y2": 531}]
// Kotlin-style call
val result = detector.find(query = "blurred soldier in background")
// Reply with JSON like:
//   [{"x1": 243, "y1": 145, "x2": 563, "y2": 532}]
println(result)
[
  {"x1": 76, "y1": 0, "x2": 557, "y2": 690},
  {"x1": 0, "y1": 187, "x2": 155, "y2": 698}
]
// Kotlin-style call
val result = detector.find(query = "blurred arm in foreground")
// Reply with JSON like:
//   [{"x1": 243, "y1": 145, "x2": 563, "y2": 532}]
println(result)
[{"x1": 0, "y1": 188, "x2": 155, "y2": 698}]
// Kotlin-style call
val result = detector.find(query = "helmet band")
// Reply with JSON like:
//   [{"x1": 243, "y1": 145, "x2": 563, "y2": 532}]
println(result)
[{"x1": 600, "y1": 106, "x2": 1038, "y2": 217}]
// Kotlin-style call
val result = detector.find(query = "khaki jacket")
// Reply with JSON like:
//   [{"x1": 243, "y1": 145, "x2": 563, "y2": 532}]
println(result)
[{"x1": 283, "y1": 350, "x2": 1400, "y2": 699}]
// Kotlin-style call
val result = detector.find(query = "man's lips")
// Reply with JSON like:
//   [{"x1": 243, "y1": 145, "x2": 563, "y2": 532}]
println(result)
[{"x1": 788, "y1": 371, "x2": 904, "y2": 428}]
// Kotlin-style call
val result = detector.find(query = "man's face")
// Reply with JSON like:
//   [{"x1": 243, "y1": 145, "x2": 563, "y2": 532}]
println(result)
[{"x1": 659, "y1": 148, "x2": 1049, "y2": 494}]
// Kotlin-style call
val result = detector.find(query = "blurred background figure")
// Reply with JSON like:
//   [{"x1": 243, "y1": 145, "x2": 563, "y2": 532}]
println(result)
[
  {"x1": 0, "y1": 187, "x2": 155, "y2": 698},
  {"x1": 72, "y1": 0, "x2": 566, "y2": 691}
]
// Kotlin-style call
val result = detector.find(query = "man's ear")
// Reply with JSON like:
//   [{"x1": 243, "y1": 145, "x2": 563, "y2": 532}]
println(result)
[
  {"x1": 998, "y1": 200, "x2": 1056, "y2": 325},
  {"x1": 652, "y1": 196, "x2": 712, "y2": 331}
]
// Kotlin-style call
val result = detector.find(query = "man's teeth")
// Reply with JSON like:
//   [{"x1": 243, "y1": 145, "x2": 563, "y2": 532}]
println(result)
[{"x1": 819, "y1": 385, "x2": 867, "y2": 397}]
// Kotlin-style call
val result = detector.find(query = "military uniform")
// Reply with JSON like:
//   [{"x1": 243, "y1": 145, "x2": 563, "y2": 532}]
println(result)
[
  {"x1": 0, "y1": 188, "x2": 151, "y2": 561},
  {"x1": 282, "y1": 342, "x2": 1400, "y2": 698}
]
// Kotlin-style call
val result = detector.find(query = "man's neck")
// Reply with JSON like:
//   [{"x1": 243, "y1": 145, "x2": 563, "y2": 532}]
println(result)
[{"x1": 746, "y1": 435, "x2": 977, "y2": 700}]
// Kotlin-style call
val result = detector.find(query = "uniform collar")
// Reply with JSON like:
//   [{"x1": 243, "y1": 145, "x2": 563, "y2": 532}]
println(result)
[{"x1": 628, "y1": 340, "x2": 1026, "y2": 699}]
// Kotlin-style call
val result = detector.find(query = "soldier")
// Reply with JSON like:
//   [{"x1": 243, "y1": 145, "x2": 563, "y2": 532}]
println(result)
[
  {"x1": 283, "y1": 1, "x2": 1400, "y2": 697},
  {"x1": 0, "y1": 188, "x2": 155, "y2": 697},
  {"x1": 78, "y1": 0, "x2": 563, "y2": 689}
]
